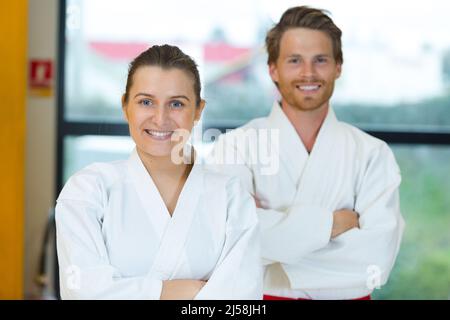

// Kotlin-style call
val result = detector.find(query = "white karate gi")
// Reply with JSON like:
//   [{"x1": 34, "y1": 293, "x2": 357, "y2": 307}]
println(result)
[
  {"x1": 56, "y1": 148, "x2": 263, "y2": 300},
  {"x1": 207, "y1": 101, "x2": 405, "y2": 299}
]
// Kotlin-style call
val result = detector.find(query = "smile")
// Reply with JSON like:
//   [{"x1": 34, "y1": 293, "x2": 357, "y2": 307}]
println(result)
[
  {"x1": 144, "y1": 129, "x2": 174, "y2": 140},
  {"x1": 296, "y1": 84, "x2": 321, "y2": 92}
]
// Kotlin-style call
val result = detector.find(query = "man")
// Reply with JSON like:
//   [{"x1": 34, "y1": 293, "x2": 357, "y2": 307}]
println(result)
[{"x1": 207, "y1": 6, "x2": 404, "y2": 300}]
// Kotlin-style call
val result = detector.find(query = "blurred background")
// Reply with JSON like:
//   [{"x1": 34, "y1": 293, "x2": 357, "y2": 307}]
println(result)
[{"x1": 1, "y1": 0, "x2": 449, "y2": 299}]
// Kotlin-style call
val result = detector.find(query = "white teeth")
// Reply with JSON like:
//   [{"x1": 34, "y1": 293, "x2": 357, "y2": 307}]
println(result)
[
  {"x1": 298, "y1": 85, "x2": 320, "y2": 91},
  {"x1": 145, "y1": 130, "x2": 173, "y2": 137}
]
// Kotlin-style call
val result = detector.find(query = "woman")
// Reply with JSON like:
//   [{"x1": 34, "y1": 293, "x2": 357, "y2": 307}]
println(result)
[{"x1": 55, "y1": 45, "x2": 262, "y2": 299}]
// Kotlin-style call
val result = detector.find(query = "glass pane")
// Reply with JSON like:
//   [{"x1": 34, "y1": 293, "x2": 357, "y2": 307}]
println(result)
[
  {"x1": 62, "y1": 136, "x2": 450, "y2": 299},
  {"x1": 63, "y1": 135, "x2": 213, "y2": 182},
  {"x1": 64, "y1": 0, "x2": 275, "y2": 125},
  {"x1": 373, "y1": 145, "x2": 450, "y2": 299},
  {"x1": 63, "y1": 135, "x2": 135, "y2": 182},
  {"x1": 65, "y1": 0, "x2": 450, "y2": 131}
]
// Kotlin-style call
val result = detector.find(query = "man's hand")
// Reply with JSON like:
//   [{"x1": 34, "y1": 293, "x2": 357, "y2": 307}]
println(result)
[
  {"x1": 160, "y1": 279, "x2": 206, "y2": 300},
  {"x1": 331, "y1": 209, "x2": 360, "y2": 239},
  {"x1": 253, "y1": 195, "x2": 263, "y2": 209}
]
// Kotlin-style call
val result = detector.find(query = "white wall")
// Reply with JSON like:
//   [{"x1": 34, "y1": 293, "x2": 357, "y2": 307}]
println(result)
[{"x1": 25, "y1": 0, "x2": 58, "y2": 299}]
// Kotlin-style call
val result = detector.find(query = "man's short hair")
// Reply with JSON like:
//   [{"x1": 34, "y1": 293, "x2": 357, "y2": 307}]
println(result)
[{"x1": 265, "y1": 6, "x2": 343, "y2": 65}]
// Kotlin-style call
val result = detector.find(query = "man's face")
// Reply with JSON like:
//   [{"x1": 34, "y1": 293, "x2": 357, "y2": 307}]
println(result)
[{"x1": 269, "y1": 27, "x2": 342, "y2": 112}]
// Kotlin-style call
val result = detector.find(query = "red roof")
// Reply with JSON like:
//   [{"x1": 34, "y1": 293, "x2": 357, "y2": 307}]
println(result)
[
  {"x1": 89, "y1": 42, "x2": 150, "y2": 60},
  {"x1": 204, "y1": 43, "x2": 251, "y2": 62},
  {"x1": 88, "y1": 41, "x2": 251, "y2": 64}
]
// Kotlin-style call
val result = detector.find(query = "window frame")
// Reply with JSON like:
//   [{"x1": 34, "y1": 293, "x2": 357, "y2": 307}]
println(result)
[{"x1": 54, "y1": 0, "x2": 450, "y2": 299}]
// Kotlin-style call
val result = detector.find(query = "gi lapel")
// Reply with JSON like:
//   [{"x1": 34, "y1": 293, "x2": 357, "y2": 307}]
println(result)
[
  {"x1": 127, "y1": 148, "x2": 171, "y2": 240},
  {"x1": 293, "y1": 107, "x2": 348, "y2": 209},
  {"x1": 132, "y1": 146, "x2": 203, "y2": 280},
  {"x1": 151, "y1": 160, "x2": 204, "y2": 279},
  {"x1": 267, "y1": 101, "x2": 309, "y2": 188}
]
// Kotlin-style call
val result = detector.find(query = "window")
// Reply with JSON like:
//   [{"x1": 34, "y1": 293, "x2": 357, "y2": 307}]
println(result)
[
  {"x1": 374, "y1": 145, "x2": 450, "y2": 300},
  {"x1": 63, "y1": 135, "x2": 134, "y2": 181},
  {"x1": 63, "y1": 0, "x2": 450, "y2": 132},
  {"x1": 58, "y1": 0, "x2": 450, "y2": 299}
]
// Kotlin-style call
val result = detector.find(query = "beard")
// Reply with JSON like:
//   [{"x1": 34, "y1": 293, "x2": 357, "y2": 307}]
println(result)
[{"x1": 279, "y1": 78, "x2": 335, "y2": 112}]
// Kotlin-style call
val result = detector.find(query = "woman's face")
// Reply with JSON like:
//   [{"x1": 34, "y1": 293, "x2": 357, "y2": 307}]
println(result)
[{"x1": 123, "y1": 66, "x2": 204, "y2": 159}]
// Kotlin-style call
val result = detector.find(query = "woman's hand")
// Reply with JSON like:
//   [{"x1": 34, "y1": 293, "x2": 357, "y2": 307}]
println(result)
[{"x1": 160, "y1": 279, "x2": 206, "y2": 300}]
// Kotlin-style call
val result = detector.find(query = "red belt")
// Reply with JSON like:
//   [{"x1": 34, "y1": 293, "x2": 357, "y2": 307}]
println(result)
[{"x1": 263, "y1": 294, "x2": 371, "y2": 300}]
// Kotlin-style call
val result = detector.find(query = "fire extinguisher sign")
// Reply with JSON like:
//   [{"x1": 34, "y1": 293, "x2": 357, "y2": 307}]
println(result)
[{"x1": 29, "y1": 60, "x2": 53, "y2": 97}]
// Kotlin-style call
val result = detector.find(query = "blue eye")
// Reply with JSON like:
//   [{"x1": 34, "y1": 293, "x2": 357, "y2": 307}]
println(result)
[
  {"x1": 139, "y1": 99, "x2": 153, "y2": 107},
  {"x1": 170, "y1": 100, "x2": 184, "y2": 109}
]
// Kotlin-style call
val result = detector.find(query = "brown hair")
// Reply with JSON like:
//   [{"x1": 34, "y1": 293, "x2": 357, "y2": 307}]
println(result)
[
  {"x1": 265, "y1": 6, "x2": 343, "y2": 65},
  {"x1": 123, "y1": 44, "x2": 202, "y2": 106}
]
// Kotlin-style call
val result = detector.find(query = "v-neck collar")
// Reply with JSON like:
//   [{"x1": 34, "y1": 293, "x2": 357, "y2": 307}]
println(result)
[
  {"x1": 127, "y1": 147, "x2": 204, "y2": 240},
  {"x1": 266, "y1": 101, "x2": 338, "y2": 187}
]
